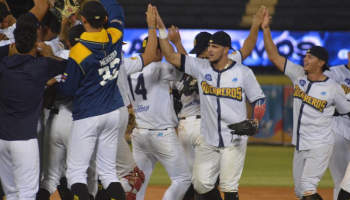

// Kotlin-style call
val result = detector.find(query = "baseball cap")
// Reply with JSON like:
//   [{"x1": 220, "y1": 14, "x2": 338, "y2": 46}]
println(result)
[
  {"x1": 209, "y1": 31, "x2": 234, "y2": 50},
  {"x1": 136, "y1": 36, "x2": 160, "y2": 53},
  {"x1": 189, "y1": 32, "x2": 212, "y2": 54},
  {"x1": 80, "y1": 1, "x2": 107, "y2": 21},
  {"x1": 0, "y1": 2, "x2": 11, "y2": 19},
  {"x1": 68, "y1": 24, "x2": 85, "y2": 47},
  {"x1": 307, "y1": 46, "x2": 330, "y2": 71}
]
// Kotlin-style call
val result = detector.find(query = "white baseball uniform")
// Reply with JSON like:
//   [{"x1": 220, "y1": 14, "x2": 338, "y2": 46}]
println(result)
[
  {"x1": 128, "y1": 61, "x2": 191, "y2": 200},
  {"x1": 176, "y1": 51, "x2": 243, "y2": 173},
  {"x1": 283, "y1": 60, "x2": 350, "y2": 198},
  {"x1": 40, "y1": 50, "x2": 98, "y2": 196},
  {"x1": 179, "y1": 54, "x2": 264, "y2": 194},
  {"x1": 324, "y1": 64, "x2": 350, "y2": 198}
]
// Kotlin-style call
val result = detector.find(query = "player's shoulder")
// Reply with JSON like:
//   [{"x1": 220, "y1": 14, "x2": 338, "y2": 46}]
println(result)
[
  {"x1": 232, "y1": 62, "x2": 252, "y2": 73},
  {"x1": 107, "y1": 27, "x2": 123, "y2": 44},
  {"x1": 69, "y1": 42, "x2": 92, "y2": 65}
]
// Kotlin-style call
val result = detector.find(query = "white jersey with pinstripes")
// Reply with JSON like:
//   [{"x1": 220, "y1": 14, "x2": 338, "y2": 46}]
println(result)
[
  {"x1": 176, "y1": 51, "x2": 243, "y2": 119},
  {"x1": 127, "y1": 62, "x2": 183, "y2": 129},
  {"x1": 284, "y1": 60, "x2": 350, "y2": 150},
  {"x1": 180, "y1": 54, "x2": 264, "y2": 147}
]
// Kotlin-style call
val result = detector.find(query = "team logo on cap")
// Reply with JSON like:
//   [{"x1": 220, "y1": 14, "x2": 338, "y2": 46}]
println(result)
[
  {"x1": 299, "y1": 79, "x2": 306, "y2": 87},
  {"x1": 205, "y1": 74, "x2": 212, "y2": 81},
  {"x1": 345, "y1": 78, "x2": 350, "y2": 85},
  {"x1": 232, "y1": 78, "x2": 238, "y2": 82},
  {"x1": 142, "y1": 40, "x2": 147, "y2": 47},
  {"x1": 95, "y1": 16, "x2": 100, "y2": 19},
  {"x1": 320, "y1": 92, "x2": 326, "y2": 96}
]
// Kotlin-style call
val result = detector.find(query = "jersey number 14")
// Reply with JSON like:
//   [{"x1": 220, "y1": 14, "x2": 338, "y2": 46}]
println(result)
[{"x1": 128, "y1": 74, "x2": 148, "y2": 100}]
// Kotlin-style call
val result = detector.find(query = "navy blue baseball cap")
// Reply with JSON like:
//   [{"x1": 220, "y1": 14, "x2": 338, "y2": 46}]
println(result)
[
  {"x1": 209, "y1": 31, "x2": 234, "y2": 50},
  {"x1": 307, "y1": 46, "x2": 330, "y2": 71},
  {"x1": 136, "y1": 36, "x2": 160, "y2": 53},
  {"x1": 189, "y1": 32, "x2": 212, "y2": 54},
  {"x1": 80, "y1": 1, "x2": 107, "y2": 21}
]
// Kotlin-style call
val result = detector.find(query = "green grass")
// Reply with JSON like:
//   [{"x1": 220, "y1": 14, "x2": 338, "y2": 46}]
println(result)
[{"x1": 147, "y1": 145, "x2": 334, "y2": 188}]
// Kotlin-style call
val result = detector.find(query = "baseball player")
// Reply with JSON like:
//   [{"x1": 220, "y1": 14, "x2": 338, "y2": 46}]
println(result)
[
  {"x1": 127, "y1": 34, "x2": 192, "y2": 199},
  {"x1": 262, "y1": 9, "x2": 350, "y2": 200},
  {"x1": 37, "y1": 24, "x2": 99, "y2": 200},
  {"x1": 157, "y1": 10, "x2": 266, "y2": 200},
  {"x1": 95, "y1": 5, "x2": 158, "y2": 200},
  {"x1": 329, "y1": 53, "x2": 350, "y2": 200},
  {"x1": 0, "y1": 1, "x2": 16, "y2": 40},
  {"x1": 0, "y1": 12, "x2": 67, "y2": 200},
  {"x1": 55, "y1": 0, "x2": 129, "y2": 199},
  {"x1": 168, "y1": 7, "x2": 265, "y2": 199}
]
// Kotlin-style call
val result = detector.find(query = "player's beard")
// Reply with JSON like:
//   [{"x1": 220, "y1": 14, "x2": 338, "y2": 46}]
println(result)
[{"x1": 209, "y1": 53, "x2": 224, "y2": 67}]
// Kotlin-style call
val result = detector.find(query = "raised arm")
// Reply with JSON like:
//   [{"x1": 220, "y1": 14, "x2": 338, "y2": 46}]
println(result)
[
  {"x1": 168, "y1": 25, "x2": 188, "y2": 55},
  {"x1": 262, "y1": 9, "x2": 286, "y2": 72},
  {"x1": 156, "y1": 7, "x2": 182, "y2": 68},
  {"x1": 240, "y1": 6, "x2": 265, "y2": 61},
  {"x1": 29, "y1": 0, "x2": 49, "y2": 22},
  {"x1": 100, "y1": 0, "x2": 124, "y2": 31},
  {"x1": 140, "y1": 5, "x2": 157, "y2": 66}
]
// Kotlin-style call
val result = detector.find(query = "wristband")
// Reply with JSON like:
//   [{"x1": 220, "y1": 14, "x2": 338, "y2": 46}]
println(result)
[
  {"x1": 148, "y1": 26, "x2": 157, "y2": 29},
  {"x1": 159, "y1": 29, "x2": 167, "y2": 39}
]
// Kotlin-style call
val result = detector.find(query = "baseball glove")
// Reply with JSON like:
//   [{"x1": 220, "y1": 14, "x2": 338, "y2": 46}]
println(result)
[
  {"x1": 180, "y1": 75, "x2": 199, "y2": 96},
  {"x1": 227, "y1": 119, "x2": 258, "y2": 136},
  {"x1": 50, "y1": 0, "x2": 80, "y2": 22},
  {"x1": 126, "y1": 108, "x2": 137, "y2": 134}
]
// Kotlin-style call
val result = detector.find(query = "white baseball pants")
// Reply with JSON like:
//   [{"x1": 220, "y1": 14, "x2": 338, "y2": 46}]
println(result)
[
  {"x1": 177, "y1": 116, "x2": 203, "y2": 173},
  {"x1": 293, "y1": 144, "x2": 333, "y2": 198},
  {"x1": 0, "y1": 139, "x2": 40, "y2": 200},
  {"x1": 66, "y1": 107, "x2": 128, "y2": 190},
  {"x1": 192, "y1": 141, "x2": 247, "y2": 194},
  {"x1": 329, "y1": 119, "x2": 350, "y2": 200},
  {"x1": 132, "y1": 127, "x2": 191, "y2": 200}
]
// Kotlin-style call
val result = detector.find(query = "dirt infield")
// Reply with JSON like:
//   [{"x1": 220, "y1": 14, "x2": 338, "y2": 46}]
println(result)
[{"x1": 51, "y1": 186, "x2": 334, "y2": 200}]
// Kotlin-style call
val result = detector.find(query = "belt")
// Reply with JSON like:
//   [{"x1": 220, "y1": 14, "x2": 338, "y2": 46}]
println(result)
[
  {"x1": 149, "y1": 128, "x2": 168, "y2": 131},
  {"x1": 180, "y1": 115, "x2": 201, "y2": 120},
  {"x1": 50, "y1": 109, "x2": 59, "y2": 115}
]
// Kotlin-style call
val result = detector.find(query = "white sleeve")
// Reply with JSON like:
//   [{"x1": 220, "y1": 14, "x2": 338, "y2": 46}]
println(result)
[
  {"x1": 284, "y1": 59, "x2": 305, "y2": 83},
  {"x1": 123, "y1": 55, "x2": 144, "y2": 75},
  {"x1": 181, "y1": 54, "x2": 206, "y2": 79},
  {"x1": 228, "y1": 50, "x2": 243, "y2": 64},
  {"x1": 159, "y1": 62, "x2": 184, "y2": 82},
  {"x1": 334, "y1": 84, "x2": 350, "y2": 114},
  {"x1": 44, "y1": 40, "x2": 65, "y2": 55},
  {"x1": 324, "y1": 68, "x2": 337, "y2": 81},
  {"x1": 243, "y1": 68, "x2": 265, "y2": 103}
]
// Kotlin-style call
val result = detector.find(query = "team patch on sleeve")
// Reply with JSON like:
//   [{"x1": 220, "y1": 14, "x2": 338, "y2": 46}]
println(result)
[
  {"x1": 341, "y1": 84, "x2": 350, "y2": 94},
  {"x1": 201, "y1": 81, "x2": 242, "y2": 101},
  {"x1": 293, "y1": 85, "x2": 327, "y2": 112}
]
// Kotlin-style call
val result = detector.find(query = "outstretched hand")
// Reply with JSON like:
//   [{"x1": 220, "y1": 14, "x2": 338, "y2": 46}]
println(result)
[
  {"x1": 168, "y1": 25, "x2": 181, "y2": 44},
  {"x1": 37, "y1": 42, "x2": 54, "y2": 58},
  {"x1": 154, "y1": 6, "x2": 165, "y2": 29},
  {"x1": 252, "y1": 5, "x2": 266, "y2": 27},
  {"x1": 146, "y1": 4, "x2": 156, "y2": 27},
  {"x1": 261, "y1": 8, "x2": 272, "y2": 29}
]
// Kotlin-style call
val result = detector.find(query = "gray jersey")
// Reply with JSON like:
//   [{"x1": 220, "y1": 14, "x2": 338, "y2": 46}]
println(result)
[
  {"x1": 127, "y1": 62, "x2": 183, "y2": 129},
  {"x1": 285, "y1": 60, "x2": 350, "y2": 150},
  {"x1": 180, "y1": 55, "x2": 265, "y2": 147}
]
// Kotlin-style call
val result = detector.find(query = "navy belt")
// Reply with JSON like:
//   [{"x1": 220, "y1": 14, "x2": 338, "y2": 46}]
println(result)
[
  {"x1": 50, "y1": 109, "x2": 59, "y2": 115},
  {"x1": 180, "y1": 115, "x2": 201, "y2": 120}
]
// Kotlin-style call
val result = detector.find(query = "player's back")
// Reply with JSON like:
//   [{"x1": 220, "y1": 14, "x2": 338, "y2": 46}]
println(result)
[
  {"x1": 0, "y1": 54, "x2": 66, "y2": 140},
  {"x1": 127, "y1": 62, "x2": 183, "y2": 129},
  {"x1": 62, "y1": 29, "x2": 124, "y2": 120}
]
